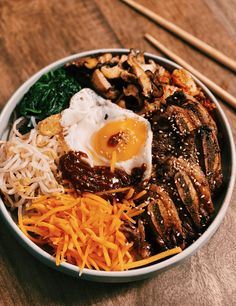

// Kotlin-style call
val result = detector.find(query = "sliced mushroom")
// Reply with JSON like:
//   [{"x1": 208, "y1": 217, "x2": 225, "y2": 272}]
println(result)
[
  {"x1": 123, "y1": 84, "x2": 144, "y2": 111},
  {"x1": 127, "y1": 96, "x2": 144, "y2": 111},
  {"x1": 140, "y1": 63, "x2": 157, "y2": 73},
  {"x1": 100, "y1": 65, "x2": 123, "y2": 79},
  {"x1": 123, "y1": 84, "x2": 139, "y2": 97},
  {"x1": 120, "y1": 70, "x2": 137, "y2": 83},
  {"x1": 117, "y1": 99, "x2": 126, "y2": 108},
  {"x1": 129, "y1": 49, "x2": 145, "y2": 64},
  {"x1": 91, "y1": 69, "x2": 112, "y2": 92},
  {"x1": 110, "y1": 55, "x2": 121, "y2": 65},
  {"x1": 145, "y1": 70, "x2": 164, "y2": 98},
  {"x1": 152, "y1": 82, "x2": 163, "y2": 99},
  {"x1": 84, "y1": 57, "x2": 99, "y2": 69},
  {"x1": 66, "y1": 58, "x2": 88, "y2": 68},
  {"x1": 98, "y1": 53, "x2": 113, "y2": 64},
  {"x1": 127, "y1": 52, "x2": 153, "y2": 98},
  {"x1": 119, "y1": 54, "x2": 128, "y2": 65},
  {"x1": 137, "y1": 52, "x2": 145, "y2": 64},
  {"x1": 104, "y1": 87, "x2": 120, "y2": 100}
]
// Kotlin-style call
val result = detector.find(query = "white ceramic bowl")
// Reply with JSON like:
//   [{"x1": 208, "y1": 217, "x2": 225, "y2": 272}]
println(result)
[{"x1": 0, "y1": 49, "x2": 235, "y2": 283}]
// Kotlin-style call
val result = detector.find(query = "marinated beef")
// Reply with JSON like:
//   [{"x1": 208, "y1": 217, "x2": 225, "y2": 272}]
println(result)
[
  {"x1": 64, "y1": 53, "x2": 223, "y2": 254},
  {"x1": 121, "y1": 220, "x2": 152, "y2": 259}
]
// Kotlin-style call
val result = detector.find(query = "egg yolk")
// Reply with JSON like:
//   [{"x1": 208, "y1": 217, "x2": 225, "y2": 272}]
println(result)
[{"x1": 92, "y1": 118, "x2": 147, "y2": 162}]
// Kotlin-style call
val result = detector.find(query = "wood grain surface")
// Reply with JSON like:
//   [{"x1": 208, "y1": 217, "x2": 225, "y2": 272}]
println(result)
[{"x1": 0, "y1": 0, "x2": 236, "y2": 305}]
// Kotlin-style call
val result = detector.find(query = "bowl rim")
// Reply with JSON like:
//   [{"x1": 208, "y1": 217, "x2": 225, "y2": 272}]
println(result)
[{"x1": 0, "y1": 48, "x2": 235, "y2": 280}]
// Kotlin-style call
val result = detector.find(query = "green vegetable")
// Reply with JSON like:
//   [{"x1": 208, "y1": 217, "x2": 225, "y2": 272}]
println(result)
[{"x1": 17, "y1": 67, "x2": 81, "y2": 121}]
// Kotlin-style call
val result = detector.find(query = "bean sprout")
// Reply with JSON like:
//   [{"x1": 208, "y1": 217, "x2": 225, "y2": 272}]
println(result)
[{"x1": 0, "y1": 118, "x2": 64, "y2": 208}]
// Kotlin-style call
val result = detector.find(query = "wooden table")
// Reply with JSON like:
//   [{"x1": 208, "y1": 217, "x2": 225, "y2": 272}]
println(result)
[{"x1": 0, "y1": 1, "x2": 236, "y2": 305}]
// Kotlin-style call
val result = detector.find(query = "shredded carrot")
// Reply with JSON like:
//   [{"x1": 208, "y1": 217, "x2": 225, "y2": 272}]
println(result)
[
  {"x1": 82, "y1": 193, "x2": 110, "y2": 207},
  {"x1": 110, "y1": 151, "x2": 117, "y2": 173},
  {"x1": 124, "y1": 247, "x2": 182, "y2": 269},
  {"x1": 122, "y1": 212, "x2": 136, "y2": 224},
  {"x1": 126, "y1": 209, "x2": 145, "y2": 218},
  {"x1": 18, "y1": 192, "x2": 134, "y2": 272},
  {"x1": 18, "y1": 207, "x2": 44, "y2": 245},
  {"x1": 80, "y1": 240, "x2": 91, "y2": 275},
  {"x1": 103, "y1": 246, "x2": 111, "y2": 267},
  {"x1": 18, "y1": 189, "x2": 182, "y2": 273},
  {"x1": 133, "y1": 190, "x2": 147, "y2": 200},
  {"x1": 125, "y1": 188, "x2": 135, "y2": 200},
  {"x1": 126, "y1": 202, "x2": 149, "y2": 218},
  {"x1": 96, "y1": 186, "x2": 132, "y2": 195}
]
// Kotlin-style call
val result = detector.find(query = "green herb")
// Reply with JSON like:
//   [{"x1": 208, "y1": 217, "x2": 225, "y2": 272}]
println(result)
[{"x1": 17, "y1": 67, "x2": 81, "y2": 121}]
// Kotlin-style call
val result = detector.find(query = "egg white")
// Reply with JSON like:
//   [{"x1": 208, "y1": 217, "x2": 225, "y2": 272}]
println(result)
[{"x1": 60, "y1": 88, "x2": 153, "y2": 180}]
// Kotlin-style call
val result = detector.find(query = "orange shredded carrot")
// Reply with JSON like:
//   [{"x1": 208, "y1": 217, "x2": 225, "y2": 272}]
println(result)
[
  {"x1": 18, "y1": 192, "x2": 134, "y2": 272},
  {"x1": 96, "y1": 186, "x2": 132, "y2": 195},
  {"x1": 135, "y1": 201, "x2": 149, "y2": 210},
  {"x1": 124, "y1": 247, "x2": 182, "y2": 269},
  {"x1": 125, "y1": 201, "x2": 149, "y2": 218},
  {"x1": 56, "y1": 240, "x2": 64, "y2": 266},
  {"x1": 83, "y1": 193, "x2": 110, "y2": 207},
  {"x1": 61, "y1": 234, "x2": 69, "y2": 261},
  {"x1": 18, "y1": 207, "x2": 44, "y2": 245},
  {"x1": 122, "y1": 212, "x2": 136, "y2": 224},
  {"x1": 80, "y1": 240, "x2": 91, "y2": 274},
  {"x1": 87, "y1": 256, "x2": 100, "y2": 271},
  {"x1": 103, "y1": 246, "x2": 111, "y2": 267},
  {"x1": 110, "y1": 151, "x2": 117, "y2": 173},
  {"x1": 133, "y1": 190, "x2": 147, "y2": 200},
  {"x1": 126, "y1": 209, "x2": 145, "y2": 218},
  {"x1": 125, "y1": 188, "x2": 135, "y2": 199},
  {"x1": 35, "y1": 201, "x2": 79, "y2": 224},
  {"x1": 18, "y1": 187, "x2": 180, "y2": 272},
  {"x1": 123, "y1": 198, "x2": 136, "y2": 207}
]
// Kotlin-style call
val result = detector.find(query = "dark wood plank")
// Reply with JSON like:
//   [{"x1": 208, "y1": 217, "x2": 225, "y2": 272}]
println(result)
[
  {"x1": 0, "y1": 0, "x2": 236, "y2": 305},
  {"x1": 0, "y1": 0, "x2": 122, "y2": 107}
]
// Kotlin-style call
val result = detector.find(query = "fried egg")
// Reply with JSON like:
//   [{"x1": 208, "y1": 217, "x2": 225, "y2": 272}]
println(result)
[{"x1": 60, "y1": 88, "x2": 153, "y2": 180}]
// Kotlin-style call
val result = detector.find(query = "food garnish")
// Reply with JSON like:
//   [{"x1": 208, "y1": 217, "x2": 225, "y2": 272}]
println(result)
[
  {"x1": 17, "y1": 67, "x2": 81, "y2": 131},
  {"x1": 37, "y1": 113, "x2": 62, "y2": 137},
  {"x1": 124, "y1": 247, "x2": 182, "y2": 270}
]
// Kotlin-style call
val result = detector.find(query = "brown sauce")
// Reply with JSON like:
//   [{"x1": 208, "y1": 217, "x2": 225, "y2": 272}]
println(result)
[
  {"x1": 107, "y1": 132, "x2": 125, "y2": 147},
  {"x1": 59, "y1": 151, "x2": 146, "y2": 193}
]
